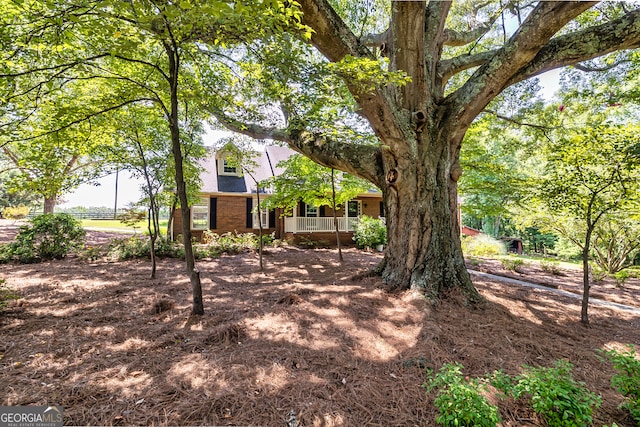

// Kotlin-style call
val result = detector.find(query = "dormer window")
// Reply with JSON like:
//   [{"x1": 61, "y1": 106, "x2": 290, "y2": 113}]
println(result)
[
  {"x1": 223, "y1": 159, "x2": 237, "y2": 174},
  {"x1": 217, "y1": 157, "x2": 240, "y2": 176}
]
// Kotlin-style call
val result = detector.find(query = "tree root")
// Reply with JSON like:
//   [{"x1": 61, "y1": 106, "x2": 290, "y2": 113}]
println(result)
[{"x1": 350, "y1": 257, "x2": 386, "y2": 281}]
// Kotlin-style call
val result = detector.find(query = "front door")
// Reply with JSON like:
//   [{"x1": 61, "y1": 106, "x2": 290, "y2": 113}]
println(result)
[
  {"x1": 346, "y1": 200, "x2": 361, "y2": 231},
  {"x1": 347, "y1": 200, "x2": 361, "y2": 218}
]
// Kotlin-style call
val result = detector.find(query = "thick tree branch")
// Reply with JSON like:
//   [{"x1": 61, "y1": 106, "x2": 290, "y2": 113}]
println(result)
[
  {"x1": 508, "y1": 8, "x2": 640, "y2": 85},
  {"x1": 297, "y1": 0, "x2": 405, "y2": 145},
  {"x1": 438, "y1": 50, "x2": 496, "y2": 86},
  {"x1": 574, "y1": 59, "x2": 632, "y2": 72},
  {"x1": 443, "y1": 21, "x2": 497, "y2": 47},
  {"x1": 211, "y1": 108, "x2": 382, "y2": 185},
  {"x1": 424, "y1": 0, "x2": 451, "y2": 100},
  {"x1": 288, "y1": 128, "x2": 383, "y2": 186},
  {"x1": 445, "y1": 1, "x2": 596, "y2": 143},
  {"x1": 297, "y1": 0, "x2": 366, "y2": 62}
]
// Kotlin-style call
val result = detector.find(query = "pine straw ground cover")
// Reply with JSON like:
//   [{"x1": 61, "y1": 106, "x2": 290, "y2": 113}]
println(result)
[{"x1": 1, "y1": 244, "x2": 639, "y2": 426}]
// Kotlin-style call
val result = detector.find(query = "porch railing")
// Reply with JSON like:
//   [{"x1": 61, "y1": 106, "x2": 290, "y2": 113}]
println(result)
[{"x1": 284, "y1": 216, "x2": 358, "y2": 233}]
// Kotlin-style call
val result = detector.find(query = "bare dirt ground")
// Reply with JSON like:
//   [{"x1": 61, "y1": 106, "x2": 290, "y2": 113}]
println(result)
[{"x1": 1, "y1": 224, "x2": 639, "y2": 426}]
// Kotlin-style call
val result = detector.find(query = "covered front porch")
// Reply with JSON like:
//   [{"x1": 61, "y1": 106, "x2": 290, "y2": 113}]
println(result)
[{"x1": 284, "y1": 216, "x2": 359, "y2": 233}]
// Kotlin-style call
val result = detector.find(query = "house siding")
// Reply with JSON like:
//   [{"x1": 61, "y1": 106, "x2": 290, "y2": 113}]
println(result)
[{"x1": 172, "y1": 195, "x2": 277, "y2": 242}]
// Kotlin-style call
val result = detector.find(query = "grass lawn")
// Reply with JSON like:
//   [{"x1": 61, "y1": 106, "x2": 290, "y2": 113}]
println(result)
[{"x1": 494, "y1": 253, "x2": 582, "y2": 270}]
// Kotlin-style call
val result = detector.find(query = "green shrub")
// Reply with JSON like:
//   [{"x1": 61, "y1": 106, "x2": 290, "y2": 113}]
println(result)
[
  {"x1": 154, "y1": 237, "x2": 182, "y2": 258},
  {"x1": 1, "y1": 213, "x2": 85, "y2": 263},
  {"x1": 106, "y1": 236, "x2": 149, "y2": 260},
  {"x1": 602, "y1": 346, "x2": 640, "y2": 423},
  {"x1": 80, "y1": 245, "x2": 103, "y2": 261},
  {"x1": 540, "y1": 259, "x2": 562, "y2": 275},
  {"x1": 1, "y1": 205, "x2": 30, "y2": 220},
  {"x1": 106, "y1": 232, "x2": 260, "y2": 262},
  {"x1": 513, "y1": 360, "x2": 601, "y2": 427},
  {"x1": 352, "y1": 215, "x2": 386, "y2": 249},
  {"x1": 501, "y1": 258, "x2": 526, "y2": 272},
  {"x1": 213, "y1": 232, "x2": 257, "y2": 254},
  {"x1": 424, "y1": 363, "x2": 502, "y2": 427},
  {"x1": 590, "y1": 264, "x2": 608, "y2": 283},
  {"x1": 485, "y1": 369, "x2": 515, "y2": 398},
  {"x1": 613, "y1": 270, "x2": 632, "y2": 288},
  {"x1": 0, "y1": 278, "x2": 19, "y2": 312},
  {"x1": 201, "y1": 229, "x2": 216, "y2": 245},
  {"x1": 462, "y1": 234, "x2": 506, "y2": 257}
]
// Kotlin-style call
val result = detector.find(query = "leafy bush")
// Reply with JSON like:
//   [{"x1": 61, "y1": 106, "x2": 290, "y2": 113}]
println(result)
[
  {"x1": 106, "y1": 232, "x2": 259, "y2": 261},
  {"x1": 0, "y1": 213, "x2": 85, "y2": 263},
  {"x1": 0, "y1": 278, "x2": 19, "y2": 312},
  {"x1": 590, "y1": 264, "x2": 608, "y2": 284},
  {"x1": 155, "y1": 237, "x2": 183, "y2": 258},
  {"x1": 501, "y1": 257, "x2": 526, "y2": 272},
  {"x1": 540, "y1": 259, "x2": 562, "y2": 275},
  {"x1": 513, "y1": 360, "x2": 601, "y2": 427},
  {"x1": 486, "y1": 369, "x2": 515, "y2": 398},
  {"x1": 201, "y1": 229, "x2": 217, "y2": 245},
  {"x1": 352, "y1": 215, "x2": 386, "y2": 249},
  {"x1": 613, "y1": 270, "x2": 632, "y2": 288},
  {"x1": 462, "y1": 234, "x2": 506, "y2": 257},
  {"x1": 1, "y1": 205, "x2": 30, "y2": 220},
  {"x1": 602, "y1": 346, "x2": 640, "y2": 423},
  {"x1": 106, "y1": 236, "x2": 149, "y2": 260},
  {"x1": 80, "y1": 245, "x2": 103, "y2": 261},
  {"x1": 424, "y1": 363, "x2": 502, "y2": 427}
]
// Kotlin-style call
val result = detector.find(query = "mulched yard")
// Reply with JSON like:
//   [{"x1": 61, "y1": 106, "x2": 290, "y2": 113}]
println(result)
[{"x1": 1, "y1": 224, "x2": 639, "y2": 426}]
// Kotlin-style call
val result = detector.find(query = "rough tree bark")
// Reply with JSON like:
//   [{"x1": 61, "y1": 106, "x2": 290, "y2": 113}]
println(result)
[
  {"x1": 43, "y1": 196, "x2": 56, "y2": 214},
  {"x1": 215, "y1": 1, "x2": 640, "y2": 303}
]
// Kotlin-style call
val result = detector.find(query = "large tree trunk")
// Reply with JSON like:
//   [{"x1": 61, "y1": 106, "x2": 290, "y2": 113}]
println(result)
[
  {"x1": 379, "y1": 127, "x2": 481, "y2": 302},
  {"x1": 43, "y1": 196, "x2": 56, "y2": 214},
  {"x1": 376, "y1": 2, "x2": 479, "y2": 302}
]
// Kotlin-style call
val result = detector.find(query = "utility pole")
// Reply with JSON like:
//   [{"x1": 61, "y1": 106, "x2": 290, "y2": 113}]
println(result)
[{"x1": 113, "y1": 169, "x2": 119, "y2": 219}]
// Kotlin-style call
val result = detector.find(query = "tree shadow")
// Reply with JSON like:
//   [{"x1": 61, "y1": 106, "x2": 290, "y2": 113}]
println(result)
[{"x1": 1, "y1": 248, "x2": 638, "y2": 426}]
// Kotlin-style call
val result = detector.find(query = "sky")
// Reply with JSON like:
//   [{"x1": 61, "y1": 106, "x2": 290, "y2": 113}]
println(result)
[
  {"x1": 58, "y1": 128, "x2": 231, "y2": 209},
  {"x1": 60, "y1": 71, "x2": 563, "y2": 209}
]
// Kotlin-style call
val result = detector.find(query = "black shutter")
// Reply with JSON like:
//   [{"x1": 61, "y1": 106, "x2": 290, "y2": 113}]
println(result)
[
  {"x1": 269, "y1": 210, "x2": 276, "y2": 228},
  {"x1": 210, "y1": 198, "x2": 217, "y2": 229},
  {"x1": 246, "y1": 198, "x2": 253, "y2": 228},
  {"x1": 319, "y1": 206, "x2": 326, "y2": 217},
  {"x1": 299, "y1": 201, "x2": 306, "y2": 217},
  {"x1": 379, "y1": 201, "x2": 385, "y2": 217}
]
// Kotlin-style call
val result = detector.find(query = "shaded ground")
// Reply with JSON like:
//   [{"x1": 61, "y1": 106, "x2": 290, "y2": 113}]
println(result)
[
  {"x1": 468, "y1": 257, "x2": 640, "y2": 309},
  {"x1": 1, "y1": 225, "x2": 639, "y2": 426}
]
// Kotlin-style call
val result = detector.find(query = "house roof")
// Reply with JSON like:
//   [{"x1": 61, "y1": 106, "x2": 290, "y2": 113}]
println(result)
[
  {"x1": 198, "y1": 144, "x2": 298, "y2": 195},
  {"x1": 198, "y1": 150, "x2": 219, "y2": 193}
]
